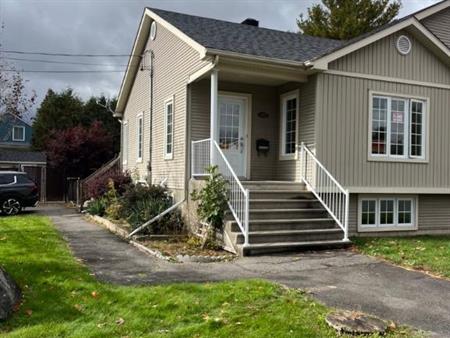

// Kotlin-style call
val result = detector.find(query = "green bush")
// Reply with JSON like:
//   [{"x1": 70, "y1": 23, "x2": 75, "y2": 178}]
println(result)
[
  {"x1": 120, "y1": 183, "x2": 184, "y2": 234},
  {"x1": 191, "y1": 166, "x2": 228, "y2": 230},
  {"x1": 86, "y1": 198, "x2": 107, "y2": 216}
]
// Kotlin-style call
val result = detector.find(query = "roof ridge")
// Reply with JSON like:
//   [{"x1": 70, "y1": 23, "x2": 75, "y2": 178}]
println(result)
[{"x1": 147, "y1": 6, "x2": 341, "y2": 43}]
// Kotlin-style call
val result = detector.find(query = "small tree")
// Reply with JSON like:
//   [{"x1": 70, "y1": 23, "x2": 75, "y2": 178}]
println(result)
[
  {"x1": 32, "y1": 89, "x2": 84, "y2": 150},
  {"x1": 297, "y1": 0, "x2": 401, "y2": 40},
  {"x1": 45, "y1": 121, "x2": 113, "y2": 178}
]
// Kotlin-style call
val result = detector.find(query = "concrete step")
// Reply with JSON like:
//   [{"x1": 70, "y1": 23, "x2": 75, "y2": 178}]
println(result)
[
  {"x1": 249, "y1": 208, "x2": 329, "y2": 220},
  {"x1": 234, "y1": 228, "x2": 344, "y2": 244},
  {"x1": 243, "y1": 181, "x2": 306, "y2": 191},
  {"x1": 249, "y1": 199, "x2": 321, "y2": 209},
  {"x1": 238, "y1": 240, "x2": 351, "y2": 256},
  {"x1": 227, "y1": 218, "x2": 338, "y2": 232},
  {"x1": 249, "y1": 190, "x2": 314, "y2": 200}
]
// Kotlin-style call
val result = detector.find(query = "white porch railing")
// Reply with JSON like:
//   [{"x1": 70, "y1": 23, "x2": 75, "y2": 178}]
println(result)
[
  {"x1": 191, "y1": 139, "x2": 211, "y2": 177},
  {"x1": 191, "y1": 138, "x2": 249, "y2": 246},
  {"x1": 299, "y1": 143, "x2": 349, "y2": 242}
]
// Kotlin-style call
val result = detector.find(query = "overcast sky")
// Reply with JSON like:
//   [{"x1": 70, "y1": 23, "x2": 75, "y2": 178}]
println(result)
[{"x1": 0, "y1": 0, "x2": 440, "y2": 114}]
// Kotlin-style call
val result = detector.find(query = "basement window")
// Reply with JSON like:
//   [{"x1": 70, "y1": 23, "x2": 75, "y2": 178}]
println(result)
[{"x1": 358, "y1": 195, "x2": 417, "y2": 232}]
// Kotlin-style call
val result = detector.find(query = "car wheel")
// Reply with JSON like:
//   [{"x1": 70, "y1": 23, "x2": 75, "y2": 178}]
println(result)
[{"x1": 1, "y1": 198, "x2": 22, "y2": 216}]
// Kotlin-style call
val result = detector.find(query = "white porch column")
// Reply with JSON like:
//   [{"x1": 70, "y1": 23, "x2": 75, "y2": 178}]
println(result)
[{"x1": 210, "y1": 69, "x2": 219, "y2": 166}]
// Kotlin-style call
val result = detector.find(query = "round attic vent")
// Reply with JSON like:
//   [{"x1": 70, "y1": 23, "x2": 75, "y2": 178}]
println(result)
[
  {"x1": 396, "y1": 35, "x2": 412, "y2": 55},
  {"x1": 150, "y1": 21, "x2": 157, "y2": 41}
]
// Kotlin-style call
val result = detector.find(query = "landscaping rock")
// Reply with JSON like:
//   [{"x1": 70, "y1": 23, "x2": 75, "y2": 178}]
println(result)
[
  {"x1": 325, "y1": 310, "x2": 388, "y2": 335},
  {"x1": 0, "y1": 267, "x2": 21, "y2": 321}
]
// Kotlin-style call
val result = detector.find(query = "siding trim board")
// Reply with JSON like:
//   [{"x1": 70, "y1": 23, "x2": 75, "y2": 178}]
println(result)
[{"x1": 325, "y1": 70, "x2": 450, "y2": 90}]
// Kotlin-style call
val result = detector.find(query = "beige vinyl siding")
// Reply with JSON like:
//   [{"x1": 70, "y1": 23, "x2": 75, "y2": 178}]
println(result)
[
  {"x1": 421, "y1": 7, "x2": 450, "y2": 49},
  {"x1": 190, "y1": 80, "x2": 279, "y2": 180},
  {"x1": 122, "y1": 59, "x2": 150, "y2": 179},
  {"x1": 122, "y1": 20, "x2": 209, "y2": 191},
  {"x1": 276, "y1": 77, "x2": 317, "y2": 181},
  {"x1": 329, "y1": 30, "x2": 450, "y2": 85},
  {"x1": 316, "y1": 73, "x2": 450, "y2": 190},
  {"x1": 349, "y1": 194, "x2": 450, "y2": 236}
]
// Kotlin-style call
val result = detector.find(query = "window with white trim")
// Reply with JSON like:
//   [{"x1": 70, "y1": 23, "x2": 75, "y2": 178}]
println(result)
[
  {"x1": 136, "y1": 114, "x2": 143, "y2": 162},
  {"x1": 370, "y1": 94, "x2": 426, "y2": 160},
  {"x1": 359, "y1": 196, "x2": 416, "y2": 231},
  {"x1": 164, "y1": 98, "x2": 174, "y2": 160},
  {"x1": 122, "y1": 121, "x2": 128, "y2": 165},
  {"x1": 12, "y1": 126, "x2": 25, "y2": 141},
  {"x1": 280, "y1": 91, "x2": 298, "y2": 157}
]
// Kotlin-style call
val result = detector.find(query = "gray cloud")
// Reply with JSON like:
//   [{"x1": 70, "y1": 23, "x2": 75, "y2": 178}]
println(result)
[{"x1": 0, "y1": 0, "x2": 440, "y2": 114}]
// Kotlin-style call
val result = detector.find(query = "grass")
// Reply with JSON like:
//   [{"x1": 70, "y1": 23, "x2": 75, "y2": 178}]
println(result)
[
  {"x1": 0, "y1": 215, "x2": 419, "y2": 338},
  {"x1": 353, "y1": 236, "x2": 450, "y2": 279}
]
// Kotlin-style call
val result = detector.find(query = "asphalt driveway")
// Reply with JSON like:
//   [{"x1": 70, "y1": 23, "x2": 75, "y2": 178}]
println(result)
[{"x1": 38, "y1": 204, "x2": 450, "y2": 337}]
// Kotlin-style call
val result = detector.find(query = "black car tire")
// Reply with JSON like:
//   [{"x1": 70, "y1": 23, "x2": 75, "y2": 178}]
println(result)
[{"x1": 0, "y1": 198, "x2": 22, "y2": 216}]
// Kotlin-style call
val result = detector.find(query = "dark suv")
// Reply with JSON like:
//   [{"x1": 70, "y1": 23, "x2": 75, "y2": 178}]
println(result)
[{"x1": 0, "y1": 172, "x2": 39, "y2": 215}]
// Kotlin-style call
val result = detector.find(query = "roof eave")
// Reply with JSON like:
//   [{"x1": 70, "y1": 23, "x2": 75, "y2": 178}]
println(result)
[
  {"x1": 205, "y1": 48, "x2": 307, "y2": 68},
  {"x1": 116, "y1": 8, "x2": 208, "y2": 115},
  {"x1": 414, "y1": 0, "x2": 450, "y2": 20}
]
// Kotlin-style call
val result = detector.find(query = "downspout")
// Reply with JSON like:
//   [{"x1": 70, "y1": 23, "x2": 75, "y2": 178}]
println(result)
[{"x1": 148, "y1": 50, "x2": 155, "y2": 181}]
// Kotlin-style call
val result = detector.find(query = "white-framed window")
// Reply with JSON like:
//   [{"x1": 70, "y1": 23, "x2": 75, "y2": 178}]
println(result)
[
  {"x1": 164, "y1": 97, "x2": 174, "y2": 160},
  {"x1": 136, "y1": 113, "x2": 143, "y2": 163},
  {"x1": 12, "y1": 126, "x2": 25, "y2": 141},
  {"x1": 358, "y1": 195, "x2": 417, "y2": 231},
  {"x1": 122, "y1": 120, "x2": 128, "y2": 165},
  {"x1": 280, "y1": 90, "x2": 299, "y2": 159},
  {"x1": 369, "y1": 93, "x2": 427, "y2": 161}
]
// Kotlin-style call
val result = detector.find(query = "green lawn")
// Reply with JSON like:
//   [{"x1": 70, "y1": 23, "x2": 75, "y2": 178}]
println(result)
[
  {"x1": 353, "y1": 236, "x2": 450, "y2": 279},
  {"x1": 0, "y1": 215, "x2": 419, "y2": 338}
]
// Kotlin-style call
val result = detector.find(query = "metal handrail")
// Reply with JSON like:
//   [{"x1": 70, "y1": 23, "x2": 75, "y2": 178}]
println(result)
[
  {"x1": 300, "y1": 142, "x2": 349, "y2": 242},
  {"x1": 191, "y1": 138, "x2": 249, "y2": 246},
  {"x1": 212, "y1": 140, "x2": 249, "y2": 246}
]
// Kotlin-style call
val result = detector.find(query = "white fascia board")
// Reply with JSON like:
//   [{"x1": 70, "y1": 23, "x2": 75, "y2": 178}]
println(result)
[
  {"x1": 414, "y1": 0, "x2": 450, "y2": 20},
  {"x1": 116, "y1": 8, "x2": 208, "y2": 114},
  {"x1": 116, "y1": 11, "x2": 149, "y2": 114},
  {"x1": 145, "y1": 8, "x2": 207, "y2": 58},
  {"x1": 205, "y1": 48, "x2": 305, "y2": 68}
]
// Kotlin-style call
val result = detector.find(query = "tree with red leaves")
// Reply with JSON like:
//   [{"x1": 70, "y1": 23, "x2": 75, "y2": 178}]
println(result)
[{"x1": 45, "y1": 121, "x2": 113, "y2": 178}]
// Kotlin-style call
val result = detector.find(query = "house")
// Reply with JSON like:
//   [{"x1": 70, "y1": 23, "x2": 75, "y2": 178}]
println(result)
[
  {"x1": 116, "y1": 1, "x2": 450, "y2": 255},
  {"x1": 0, "y1": 113, "x2": 47, "y2": 202}
]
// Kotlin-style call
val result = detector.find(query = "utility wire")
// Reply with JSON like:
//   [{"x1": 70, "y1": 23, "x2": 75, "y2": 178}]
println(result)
[
  {"x1": 0, "y1": 50, "x2": 139, "y2": 57},
  {"x1": 1, "y1": 56, "x2": 134, "y2": 66},
  {"x1": 1, "y1": 69, "x2": 125, "y2": 73}
]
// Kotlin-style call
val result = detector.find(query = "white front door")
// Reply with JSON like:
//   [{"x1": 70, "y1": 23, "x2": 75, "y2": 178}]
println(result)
[{"x1": 217, "y1": 95, "x2": 248, "y2": 178}]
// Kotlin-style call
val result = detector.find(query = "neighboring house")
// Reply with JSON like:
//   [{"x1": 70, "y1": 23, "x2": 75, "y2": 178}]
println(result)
[
  {"x1": 116, "y1": 1, "x2": 450, "y2": 255},
  {"x1": 0, "y1": 113, "x2": 47, "y2": 202}
]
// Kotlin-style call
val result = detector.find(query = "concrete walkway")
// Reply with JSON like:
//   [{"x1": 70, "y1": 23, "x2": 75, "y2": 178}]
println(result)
[{"x1": 39, "y1": 204, "x2": 450, "y2": 337}]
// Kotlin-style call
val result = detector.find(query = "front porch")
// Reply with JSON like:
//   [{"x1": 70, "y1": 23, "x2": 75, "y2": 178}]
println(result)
[
  {"x1": 188, "y1": 60, "x2": 316, "y2": 181},
  {"x1": 188, "y1": 62, "x2": 349, "y2": 255}
]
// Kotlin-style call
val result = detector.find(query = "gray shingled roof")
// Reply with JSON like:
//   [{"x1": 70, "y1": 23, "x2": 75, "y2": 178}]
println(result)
[
  {"x1": 0, "y1": 150, "x2": 46, "y2": 163},
  {"x1": 150, "y1": 8, "x2": 344, "y2": 63}
]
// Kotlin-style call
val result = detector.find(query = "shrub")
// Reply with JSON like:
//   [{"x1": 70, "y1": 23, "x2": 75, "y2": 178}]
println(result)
[
  {"x1": 86, "y1": 171, "x2": 132, "y2": 199},
  {"x1": 104, "y1": 180, "x2": 122, "y2": 220},
  {"x1": 191, "y1": 166, "x2": 228, "y2": 230},
  {"x1": 86, "y1": 198, "x2": 107, "y2": 216},
  {"x1": 120, "y1": 184, "x2": 184, "y2": 234}
]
